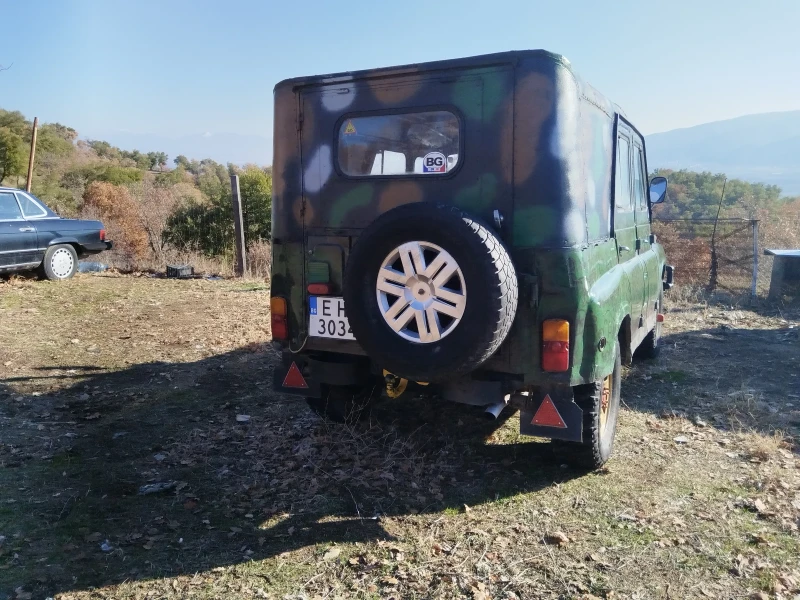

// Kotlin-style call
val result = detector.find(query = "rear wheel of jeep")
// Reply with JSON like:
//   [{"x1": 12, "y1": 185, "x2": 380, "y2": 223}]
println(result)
[
  {"x1": 343, "y1": 204, "x2": 518, "y2": 383},
  {"x1": 563, "y1": 340, "x2": 622, "y2": 470},
  {"x1": 306, "y1": 383, "x2": 380, "y2": 424}
]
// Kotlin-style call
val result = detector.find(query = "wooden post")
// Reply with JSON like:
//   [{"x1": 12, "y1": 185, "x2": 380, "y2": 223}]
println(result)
[
  {"x1": 751, "y1": 220, "x2": 758, "y2": 299},
  {"x1": 230, "y1": 175, "x2": 247, "y2": 276},
  {"x1": 25, "y1": 117, "x2": 38, "y2": 192}
]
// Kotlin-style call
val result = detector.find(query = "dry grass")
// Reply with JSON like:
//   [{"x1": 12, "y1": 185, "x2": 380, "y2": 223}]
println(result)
[{"x1": 1, "y1": 276, "x2": 799, "y2": 599}]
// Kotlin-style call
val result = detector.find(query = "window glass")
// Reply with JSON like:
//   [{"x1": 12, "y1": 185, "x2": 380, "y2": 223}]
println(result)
[
  {"x1": 338, "y1": 111, "x2": 460, "y2": 176},
  {"x1": 15, "y1": 192, "x2": 47, "y2": 217},
  {"x1": 0, "y1": 192, "x2": 23, "y2": 220},
  {"x1": 632, "y1": 146, "x2": 647, "y2": 210},
  {"x1": 615, "y1": 136, "x2": 632, "y2": 210}
]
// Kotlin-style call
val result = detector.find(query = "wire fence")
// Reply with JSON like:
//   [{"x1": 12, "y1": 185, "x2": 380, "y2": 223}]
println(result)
[{"x1": 653, "y1": 217, "x2": 800, "y2": 301}]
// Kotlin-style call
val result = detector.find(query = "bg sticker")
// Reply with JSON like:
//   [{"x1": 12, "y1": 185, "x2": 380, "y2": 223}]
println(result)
[
  {"x1": 422, "y1": 151, "x2": 446, "y2": 173},
  {"x1": 343, "y1": 120, "x2": 357, "y2": 135}
]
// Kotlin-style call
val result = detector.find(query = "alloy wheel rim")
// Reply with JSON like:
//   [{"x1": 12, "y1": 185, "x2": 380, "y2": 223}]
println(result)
[
  {"x1": 50, "y1": 248, "x2": 74, "y2": 278},
  {"x1": 375, "y1": 241, "x2": 466, "y2": 343}
]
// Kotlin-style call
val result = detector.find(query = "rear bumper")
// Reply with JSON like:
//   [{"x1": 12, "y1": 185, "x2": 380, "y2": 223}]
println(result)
[
  {"x1": 81, "y1": 241, "x2": 113, "y2": 254},
  {"x1": 273, "y1": 351, "x2": 371, "y2": 398}
]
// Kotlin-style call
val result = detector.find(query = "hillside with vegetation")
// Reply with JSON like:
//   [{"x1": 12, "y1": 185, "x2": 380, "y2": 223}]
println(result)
[
  {"x1": 0, "y1": 108, "x2": 272, "y2": 275},
  {"x1": 2, "y1": 108, "x2": 799, "y2": 280}
]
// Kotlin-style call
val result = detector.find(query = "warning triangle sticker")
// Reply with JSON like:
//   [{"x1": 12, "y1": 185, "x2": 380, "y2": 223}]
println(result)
[
  {"x1": 343, "y1": 120, "x2": 357, "y2": 135},
  {"x1": 531, "y1": 394, "x2": 567, "y2": 428},
  {"x1": 282, "y1": 362, "x2": 309, "y2": 389}
]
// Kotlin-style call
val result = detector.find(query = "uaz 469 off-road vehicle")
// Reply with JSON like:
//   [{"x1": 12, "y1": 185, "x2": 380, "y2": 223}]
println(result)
[{"x1": 271, "y1": 50, "x2": 673, "y2": 468}]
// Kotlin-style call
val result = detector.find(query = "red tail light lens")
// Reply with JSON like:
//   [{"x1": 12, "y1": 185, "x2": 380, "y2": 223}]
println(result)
[
  {"x1": 99, "y1": 229, "x2": 106, "y2": 241},
  {"x1": 542, "y1": 319, "x2": 570, "y2": 372},
  {"x1": 307, "y1": 283, "x2": 330, "y2": 295},
  {"x1": 270, "y1": 297, "x2": 288, "y2": 340}
]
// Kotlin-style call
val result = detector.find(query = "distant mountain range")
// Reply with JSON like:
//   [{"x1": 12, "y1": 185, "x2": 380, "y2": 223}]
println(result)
[
  {"x1": 646, "y1": 110, "x2": 800, "y2": 196},
  {"x1": 90, "y1": 110, "x2": 800, "y2": 196}
]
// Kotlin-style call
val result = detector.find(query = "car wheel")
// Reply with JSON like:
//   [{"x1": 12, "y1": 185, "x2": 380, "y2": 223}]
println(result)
[
  {"x1": 306, "y1": 383, "x2": 381, "y2": 424},
  {"x1": 343, "y1": 204, "x2": 518, "y2": 383},
  {"x1": 40, "y1": 244, "x2": 78, "y2": 281},
  {"x1": 562, "y1": 340, "x2": 622, "y2": 470},
  {"x1": 636, "y1": 292, "x2": 663, "y2": 359}
]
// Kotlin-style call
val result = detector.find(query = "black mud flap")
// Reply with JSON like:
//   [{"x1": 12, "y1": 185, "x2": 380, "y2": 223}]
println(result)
[
  {"x1": 664, "y1": 264, "x2": 675, "y2": 290},
  {"x1": 273, "y1": 353, "x2": 322, "y2": 398},
  {"x1": 519, "y1": 388, "x2": 583, "y2": 442}
]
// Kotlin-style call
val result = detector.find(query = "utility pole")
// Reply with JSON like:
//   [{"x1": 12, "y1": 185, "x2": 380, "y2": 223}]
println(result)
[
  {"x1": 25, "y1": 117, "x2": 38, "y2": 192},
  {"x1": 230, "y1": 174, "x2": 247, "y2": 277}
]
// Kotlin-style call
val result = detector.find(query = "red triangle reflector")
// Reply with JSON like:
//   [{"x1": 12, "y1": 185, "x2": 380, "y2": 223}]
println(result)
[
  {"x1": 531, "y1": 394, "x2": 567, "y2": 428},
  {"x1": 282, "y1": 362, "x2": 308, "y2": 389}
]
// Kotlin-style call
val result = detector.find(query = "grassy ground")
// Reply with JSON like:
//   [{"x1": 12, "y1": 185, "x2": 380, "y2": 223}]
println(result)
[{"x1": 1, "y1": 275, "x2": 798, "y2": 600}]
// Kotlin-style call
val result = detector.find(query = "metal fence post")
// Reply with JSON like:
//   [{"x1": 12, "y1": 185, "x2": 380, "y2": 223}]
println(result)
[
  {"x1": 751, "y1": 220, "x2": 758, "y2": 299},
  {"x1": 230, "y1": 175, "x2": 247, "y2": 277}
]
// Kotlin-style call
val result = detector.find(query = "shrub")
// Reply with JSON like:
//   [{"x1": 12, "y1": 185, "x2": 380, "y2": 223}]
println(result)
[{"x1": 82, "y1": 181, "x2": 149, "y2": 267}]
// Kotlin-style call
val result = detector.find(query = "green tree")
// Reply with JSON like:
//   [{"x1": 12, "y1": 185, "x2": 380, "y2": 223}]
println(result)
[
  {"x1": 38, "y1": 123, "x2": 77, "y2": 157},
  {"x1": 88, "y1": 140, "x2": 120, "y2": 160},
  {"x1": 0, "y1": 127, "x2": 25, "y2": 183},
  {"x1": 238, "y1": 166, "x2": 272, "y2": 243},
  {"x1": 121, "y1": 149, "x2": 150, "y2": 170},
  {"x1": 163, "y1": 192, "x2": 233, "y2": 256},
  {"x1": 652, "y1": 169, "x2": 784, "y2": 220},
  {"x1": 163, "y1": 167, "x2": 272, "y2": 256},
  {"x1": 155, "y1": 166, "x2": 187, "y2": 187},
  {"x1": 61, "y1": 164, "x2": 143, "y2": 190},
  {"x1": 174, "y1": 155, "x2": 191, "y2": 170},
  {"x1": 146, "y1": 151, "x2": 168, "y2": 171},
  {"x1": 0, "y1": 110, "x2": 28, "y2": 138}
]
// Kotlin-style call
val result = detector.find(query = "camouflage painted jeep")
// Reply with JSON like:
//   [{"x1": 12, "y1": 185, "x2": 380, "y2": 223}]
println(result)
[{"x1": 270, "y1": 50, "x2": 672, "y2": 468}]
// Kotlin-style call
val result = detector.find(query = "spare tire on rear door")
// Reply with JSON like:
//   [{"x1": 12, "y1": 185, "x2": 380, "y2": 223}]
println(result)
[{"x1": 343, "y1": 203, "x2": 518, "y2": 382}]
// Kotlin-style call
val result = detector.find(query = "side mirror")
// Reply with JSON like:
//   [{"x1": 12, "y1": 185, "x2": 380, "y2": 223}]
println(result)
[{"x1": 649, "y1": 176, "x2": 668, "y2": 204}]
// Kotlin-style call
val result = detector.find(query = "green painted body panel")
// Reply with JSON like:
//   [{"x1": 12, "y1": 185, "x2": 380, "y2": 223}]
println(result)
[{"x1": 270, "y1": 50, "x2": 668, "y2": 387}]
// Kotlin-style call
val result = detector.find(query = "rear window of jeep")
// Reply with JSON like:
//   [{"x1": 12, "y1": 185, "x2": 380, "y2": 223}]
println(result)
[{"x1": 337, "y1": 111, "x2": 460, "y2": 177}]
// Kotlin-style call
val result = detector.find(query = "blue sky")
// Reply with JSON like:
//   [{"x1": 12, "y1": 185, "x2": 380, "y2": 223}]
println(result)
[{"x1": 2, "y1": 0, "x2": 799, "y2": 162}]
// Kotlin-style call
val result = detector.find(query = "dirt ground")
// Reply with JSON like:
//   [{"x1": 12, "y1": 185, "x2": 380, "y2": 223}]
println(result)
[{"x1": 1, "y1": 274, "x2": 799, "y2": 600}]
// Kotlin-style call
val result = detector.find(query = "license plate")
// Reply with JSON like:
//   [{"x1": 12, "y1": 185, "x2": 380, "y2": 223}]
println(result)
[{"x1": 309, "y1": 296, "x2": 355, "y2": 340}]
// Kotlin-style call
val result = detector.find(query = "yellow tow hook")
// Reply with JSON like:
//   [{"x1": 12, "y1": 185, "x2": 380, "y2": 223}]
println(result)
[{"x1": 383, "y1": 370, "x2": 408, "y2": 399}]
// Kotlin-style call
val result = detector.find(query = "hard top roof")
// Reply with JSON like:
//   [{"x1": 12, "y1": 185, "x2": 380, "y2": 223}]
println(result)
[
  {"x1": 275, "y1": 49, "x2": 622, "y2": 117},
  {"x1": 276, "y1": 49, "x2": 572, "y2": 90}
]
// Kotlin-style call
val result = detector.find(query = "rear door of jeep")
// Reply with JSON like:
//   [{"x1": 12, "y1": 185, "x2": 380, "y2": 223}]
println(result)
[{"x1": 297, "y1": 66, "x2": 514, "y2": 348}]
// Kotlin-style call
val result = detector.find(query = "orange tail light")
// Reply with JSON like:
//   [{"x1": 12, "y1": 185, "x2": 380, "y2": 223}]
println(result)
[
  {"x1": 270, "y1": 296, "x2": 289, "y2": 340},
  {"x1": 542, "y1": 319, "x2": 570, "y2": 372}
]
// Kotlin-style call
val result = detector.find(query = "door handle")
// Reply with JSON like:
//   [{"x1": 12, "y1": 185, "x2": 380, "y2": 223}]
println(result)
[
  {"x1": 618, "y1": 245, "x2": 631, "y2": 253},
  {"x1": 19, "y1": 227, "x2": 35, "y2": 233}
]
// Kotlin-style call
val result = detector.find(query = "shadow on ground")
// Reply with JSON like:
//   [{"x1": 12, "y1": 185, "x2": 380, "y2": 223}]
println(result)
[
  {"x1": 625, "y1": 317, "x2": 800, "y2": 440},
  {"x1": 1, "y1": 347, "x2": 573, "y2": 597},
  {"x1": 1, "y1": 308, "x2": 798, "y2": 597}
]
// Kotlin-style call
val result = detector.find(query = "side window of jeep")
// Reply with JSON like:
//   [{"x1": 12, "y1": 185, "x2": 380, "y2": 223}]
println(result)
[
  {"x1": 615, "y1": 136, "x2": 632, "y2": 211},
  {"x1": 632, "y1": 144, "x2": 647, "y2": 211}
]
